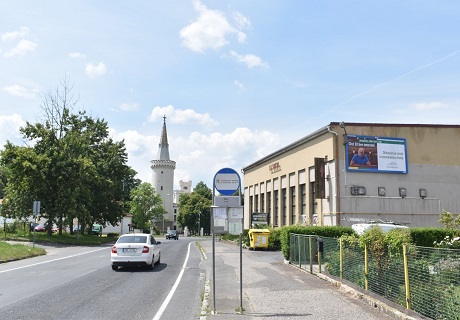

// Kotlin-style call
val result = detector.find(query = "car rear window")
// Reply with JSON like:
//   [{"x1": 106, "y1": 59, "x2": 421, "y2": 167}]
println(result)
[{"x1": 117, "y1": 236, "x2": 147, "y2": 244}]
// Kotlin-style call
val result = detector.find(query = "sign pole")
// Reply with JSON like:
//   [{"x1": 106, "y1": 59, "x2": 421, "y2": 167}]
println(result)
[{"x1": 211, "y1": 167, "x2": 243, "y2": 314}]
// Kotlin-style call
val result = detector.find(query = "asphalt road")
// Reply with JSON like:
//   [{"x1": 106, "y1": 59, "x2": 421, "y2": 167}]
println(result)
[{"x1": 0, "y1": 238, "x2": 204, "y2": 320}]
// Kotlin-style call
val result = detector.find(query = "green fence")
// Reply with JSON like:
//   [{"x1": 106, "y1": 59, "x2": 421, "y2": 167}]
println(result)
[{"x1": 289, "y1": 233, "x2": 460, "y2": 320}]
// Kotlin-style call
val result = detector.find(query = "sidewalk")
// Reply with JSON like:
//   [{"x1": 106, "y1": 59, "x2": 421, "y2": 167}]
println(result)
[{"x1": 198, "y1": 239, "x2": 423, "y2": 320}]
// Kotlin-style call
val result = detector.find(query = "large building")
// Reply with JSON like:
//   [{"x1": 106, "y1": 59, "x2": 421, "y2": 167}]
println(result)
[{"x1": 242, "y1": 122, "x2": 460, "y2": 229}]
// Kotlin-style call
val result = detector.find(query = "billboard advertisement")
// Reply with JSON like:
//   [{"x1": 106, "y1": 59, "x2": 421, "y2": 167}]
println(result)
[{"x1": 346, "y1": 135, "x2": 408, "y2": 174}]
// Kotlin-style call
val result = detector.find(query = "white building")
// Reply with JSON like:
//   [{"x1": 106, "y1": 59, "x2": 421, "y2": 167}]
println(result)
[{"x1": 150, "y1": 116, "x2": 176, "y2": 232}]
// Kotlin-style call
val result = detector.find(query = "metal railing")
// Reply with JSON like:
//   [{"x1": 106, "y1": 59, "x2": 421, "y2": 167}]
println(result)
[{"x1": 289, "y1": 233, "x2": 460, "y2": 320}]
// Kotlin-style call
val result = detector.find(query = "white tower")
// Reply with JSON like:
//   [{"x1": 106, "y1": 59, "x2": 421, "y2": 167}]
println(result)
[{"x1": 151, "y1": 116, "x2": 175, "y2": 232}]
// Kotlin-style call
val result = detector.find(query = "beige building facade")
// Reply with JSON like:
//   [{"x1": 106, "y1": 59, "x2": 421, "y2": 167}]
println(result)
[{"x1": 242, "y1": 122, "x2": 460, "y2": 229}]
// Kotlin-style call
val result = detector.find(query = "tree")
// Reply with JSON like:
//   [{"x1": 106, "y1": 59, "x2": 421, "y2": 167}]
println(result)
[
  {"x1": 194, "y1": 181, "x2": 212, "y2": 199},
  {"x1": 177, "y1": 181, "x2": 212, "y2": 235},
  {"x1": 128, "y1": 182, "x2": 162, "y2": 231},
  {"x1": 0, "y1": 77, "x2": 135, "y2": 235}
]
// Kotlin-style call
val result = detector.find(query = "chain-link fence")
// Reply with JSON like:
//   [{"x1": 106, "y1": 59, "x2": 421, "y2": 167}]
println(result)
[{"x1": 289, "y1": 234, "x2": 460, "y2": 320}]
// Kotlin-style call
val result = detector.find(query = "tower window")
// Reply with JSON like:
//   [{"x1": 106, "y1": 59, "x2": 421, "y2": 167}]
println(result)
[{"x1": 161, "y1": 186, "x2": 163, "y2": 190}]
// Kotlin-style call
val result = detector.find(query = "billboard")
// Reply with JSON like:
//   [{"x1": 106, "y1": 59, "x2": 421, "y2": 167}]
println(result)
[{"x1": 346, "y1": 135, "x2": 408, "y2": 174}]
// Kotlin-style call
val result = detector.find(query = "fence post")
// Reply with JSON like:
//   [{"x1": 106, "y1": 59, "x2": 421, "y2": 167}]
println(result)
[
  {"x1": 339, "y1": 238, "x2": 343, "y2": 281},
  {"x1": 309, "y1": 236, "x2": 313, "y2": 274},
  {"x1": 297, "y1": 235, "x2": 301, "y2": 268},
  {"x1": 403, "y1": 244, "x2": 411, "y2": 310},
  {"x1": 364, "y1": 244, "x2": 368, "y2": 290},
  {"x1": 317, "y1": 237, "x2": 323, "y2": 273}
]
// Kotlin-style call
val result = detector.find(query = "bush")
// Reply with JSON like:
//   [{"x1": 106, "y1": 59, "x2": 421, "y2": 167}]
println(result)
[
  {"x1": 409, "y1": 227, "x2": 458, "y2": 247},
  {"x1": 280, "y1": 225, "x2": 354, "y2": 259}
]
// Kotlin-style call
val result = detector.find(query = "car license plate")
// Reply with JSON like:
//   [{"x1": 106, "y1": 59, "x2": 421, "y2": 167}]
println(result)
[{"x1": 123, "y1": 248, "x2": 136, "y2": 252}]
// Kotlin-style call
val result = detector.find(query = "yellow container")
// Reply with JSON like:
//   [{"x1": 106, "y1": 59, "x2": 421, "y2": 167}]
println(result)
[{"x1": 248, "y1": 229, "x2": 270, "y2": 250}]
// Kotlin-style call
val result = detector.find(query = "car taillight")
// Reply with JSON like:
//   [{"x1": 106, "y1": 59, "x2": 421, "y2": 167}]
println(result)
[
  {"x1": 142, "y1": 246, "x2": 149, "y2": 253},
  {"x1": 111, "y1": 246, "x2": 117, "y2": 253}
]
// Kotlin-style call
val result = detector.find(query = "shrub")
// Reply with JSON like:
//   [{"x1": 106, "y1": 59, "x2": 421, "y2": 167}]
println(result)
[
  {"x1": 280, "y1": 225, "x2": 354, "y2": 259},
  {"x1": 410, "y1": 227, "x2": 457, "y2": 247}
]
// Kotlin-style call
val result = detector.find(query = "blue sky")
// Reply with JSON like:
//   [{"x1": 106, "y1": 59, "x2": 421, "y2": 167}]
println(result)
[{"x1": 1, "y1": 1, "x2": 460, "y2": 190}]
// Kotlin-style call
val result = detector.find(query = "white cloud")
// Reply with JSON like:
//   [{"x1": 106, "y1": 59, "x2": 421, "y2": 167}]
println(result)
[
  {"x1": 1, "y1": 27, "x2": 30, "y2": 42},
  {"x1": 149, "y1": 105, "x2": 218, "y2": 127},
  {"x1": 111, "y1": 125, "x2": 280, "y2": 188},
  {"x1": 229, "y1": 50, "x2": 268, "y2": 68},
  {"x1": 172, "y1": 127, "x2": 280, "y2": 187},
  {"x1": 119, "y1": 103, "x2": 139, "y2": 111},
  {"x1": 409, "y1": 101, "x2": 447, "y2": 111},
  {"x1": 233, "y1": 12, "x2": 251, "y2": 30},
  {"x1": 85, "y1": 62, "x2": 107, "y2": 78},
  {"x1": 180, "y1": 0, "x2": 246, "y2": 52},
  {"x1": 234, "y1": 80, "x2": 245, "y2": 91},
  {"x1": 69, "y1": 52, "x2": 86, "y2": 59},
  {"x1": 2, "y1": 84, "x2": 37, "y2": 99},
  {"x1": 0, "y1": 114, "x2": 26, "y2": 146},
  {"x1": 3, "y1": 39, "x2": 37, "y2": 57}
]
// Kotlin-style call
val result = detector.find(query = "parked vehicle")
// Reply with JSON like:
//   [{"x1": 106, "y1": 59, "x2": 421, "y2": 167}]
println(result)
[
  {"x1": 166, "y1": 230, "x2": 179, "y2": 240},
  {"x1": 352, "y1": 223, "x2": 409, "y2": 235},
  {"x1": 34, "y1": 224, "x2": 46, "y2": 232},
  {"x1": 111, "y1": 233, "x2": 161, "y2": 270},
  {"x1": 91, "y1": 224, "x2": 103, "y2": 236}
]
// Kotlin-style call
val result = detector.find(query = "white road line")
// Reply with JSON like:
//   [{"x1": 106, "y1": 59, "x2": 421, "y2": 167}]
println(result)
[
  {"x1": 0, "y1": 247, "x2": 108, "y2": 274},
  {"x1": 152, "y1": 241, "x2": 193, "y2": 320}
]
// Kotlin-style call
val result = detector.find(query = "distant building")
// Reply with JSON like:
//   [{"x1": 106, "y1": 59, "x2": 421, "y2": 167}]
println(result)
[
  {"x1": 242, "y1": 122, "x2": 460, "y2": 229},
  {"x1": 151, "y1": 116, "x2": 176, "y2": 232}
]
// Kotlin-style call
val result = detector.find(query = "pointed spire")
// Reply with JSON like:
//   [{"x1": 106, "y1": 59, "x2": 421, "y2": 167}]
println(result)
[
  {"x1": 156, "y1": 115, "x2": 171, "y2": 161},
  {"x1": 160, "y1": 115, "x2": 169, "y2": 146}
]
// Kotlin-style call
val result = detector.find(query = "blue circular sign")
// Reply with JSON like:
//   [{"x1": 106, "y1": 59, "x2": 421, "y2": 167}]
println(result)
[{"x1": 214, "y1": 167, "x2": 241, "y2": 195}]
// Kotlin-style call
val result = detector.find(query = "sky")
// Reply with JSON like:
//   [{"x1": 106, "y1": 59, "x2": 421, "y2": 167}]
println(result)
[{"x1": 1, "y1": 1, "x2": 460, "y2": 190}]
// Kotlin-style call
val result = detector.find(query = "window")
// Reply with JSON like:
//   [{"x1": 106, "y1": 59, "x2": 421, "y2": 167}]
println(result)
[
  {"x1": 274, "y1": 190, "x2": 279, "y2": 226},
  {"x1": 260, "y1": 193, "x2": 265, "y2": 215},
  {"x1": 281, "y1": 189, "x2": 286, "y2": 226},
  {"x1": 267, "y1": 192, "x2": 271, "y2": 224},
  {"x1": 290, "y1": 186, "x2": 296, "y2": 224},
  {"x1": 300, "y1": 184, "x2": 306, "y2": 221}
]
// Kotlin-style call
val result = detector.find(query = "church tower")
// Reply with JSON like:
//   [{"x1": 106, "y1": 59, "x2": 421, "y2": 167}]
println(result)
[{"x1": 150, "y1": 116, "x2": 176, "y2": 232}]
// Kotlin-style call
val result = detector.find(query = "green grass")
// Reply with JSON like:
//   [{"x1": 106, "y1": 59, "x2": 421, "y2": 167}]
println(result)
[
  {"x1": 0, "y1": 241, "x2": 46, "y2": 263},
  {"x1": 0, "y1": 231, "x2": 117, "y2": 263}
]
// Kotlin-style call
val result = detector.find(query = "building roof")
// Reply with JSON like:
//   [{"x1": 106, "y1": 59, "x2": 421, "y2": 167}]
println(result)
[
  {"x1": 156, "y1": 116, "x2": 171, "y2": 161},
  {"x1": 241, "y1": 121, "x2": 460, "y2": 173}
]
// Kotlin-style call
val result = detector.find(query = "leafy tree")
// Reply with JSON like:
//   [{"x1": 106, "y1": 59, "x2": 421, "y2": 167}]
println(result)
[
  {"x1": 177, "y1": 181, "x2": 212, "y2": 235},
  {"x1": 128, "y1": 182, "x2": 163, "y2": 231},
  {"x1": 438, "y1": 210, "x2": 460, "y2": 229},
  {"x1": 194, "y1": 181, "x2": 212, "y2": 199},
  {"x1": 0, "y1": 77, "x2": 135, "y2": 235}
]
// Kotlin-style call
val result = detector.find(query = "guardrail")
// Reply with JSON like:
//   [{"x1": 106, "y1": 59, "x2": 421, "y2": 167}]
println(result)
[{"x1": 290, "y1": 233, "x2": 460, "y2": 320}]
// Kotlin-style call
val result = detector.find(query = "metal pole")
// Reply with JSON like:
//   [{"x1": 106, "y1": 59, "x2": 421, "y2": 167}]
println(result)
[
  {"x1": 239, "y1": 232, "x2": 243, "y2": 313},
  {"x1": 403, "y1": 244, "x2": 411, "y2": 310},
  {"x1": 309, "y1": 236, "x2": 313, "y2": 274},
  {"x1": 212, "y1": 232, "x2": 216, "y2": 314}
]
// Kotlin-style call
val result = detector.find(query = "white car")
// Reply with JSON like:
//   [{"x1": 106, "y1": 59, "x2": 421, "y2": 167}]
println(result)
[
  {"x1": 352, "y1": 223, "x2": 409, "y2": 236},
  {"x1": 111, "y1": 233, "x2": 161, "y2": 270}
]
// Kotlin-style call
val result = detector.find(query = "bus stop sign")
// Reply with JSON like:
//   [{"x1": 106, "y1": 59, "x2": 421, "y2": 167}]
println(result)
[{"x1": 214, "y1": 167, "x2": 240, "y2": 196}]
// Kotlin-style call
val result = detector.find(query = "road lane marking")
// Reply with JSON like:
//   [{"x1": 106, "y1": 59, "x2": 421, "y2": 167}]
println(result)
[
  {"x1": 0, "y1": 247, "x2": 108, "y2": 274},
  {"x1": 152, "y1": 241, "x2": 193, "y2": 320}
]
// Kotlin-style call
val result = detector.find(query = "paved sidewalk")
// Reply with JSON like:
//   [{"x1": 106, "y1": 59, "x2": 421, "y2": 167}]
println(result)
[{"x1": 198, "y1": 239, "x2": 423, "y2": 320}]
